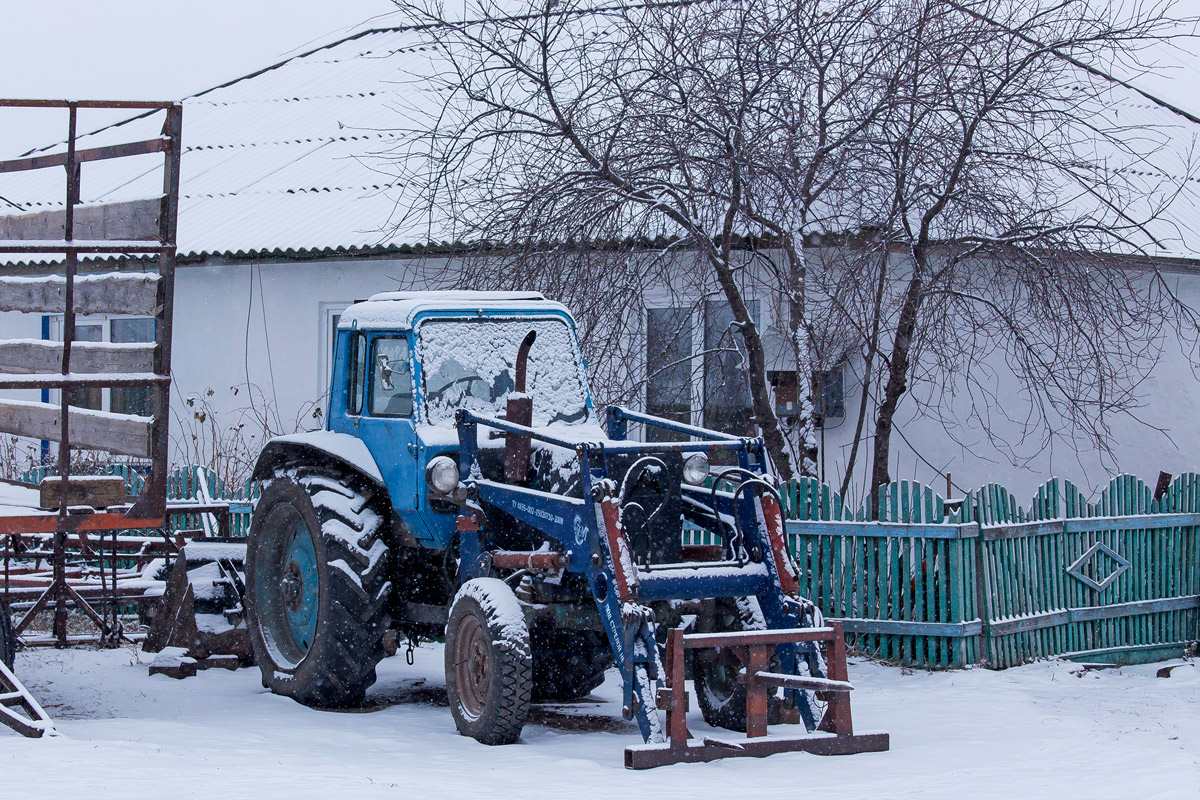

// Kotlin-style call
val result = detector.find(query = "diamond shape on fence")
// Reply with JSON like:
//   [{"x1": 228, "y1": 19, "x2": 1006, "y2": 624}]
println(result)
[{"x1": 1066, "y1": 542, "x2": 1130, "y2": 592}]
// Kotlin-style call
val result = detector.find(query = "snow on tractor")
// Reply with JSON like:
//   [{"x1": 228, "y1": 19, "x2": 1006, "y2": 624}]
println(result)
[{"x1": 243, "y1": 291, "x2": 888, "y2": 767}]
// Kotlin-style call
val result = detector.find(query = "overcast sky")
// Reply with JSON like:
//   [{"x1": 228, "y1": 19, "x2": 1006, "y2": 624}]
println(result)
[{"x1": 0, "y1": 0, "x2": 1195, "y2": 155}]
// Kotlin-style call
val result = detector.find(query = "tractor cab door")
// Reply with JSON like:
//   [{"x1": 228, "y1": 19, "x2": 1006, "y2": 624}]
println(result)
[{"x1": 354, "y1": 334, "x2": 420, "y2": 513}]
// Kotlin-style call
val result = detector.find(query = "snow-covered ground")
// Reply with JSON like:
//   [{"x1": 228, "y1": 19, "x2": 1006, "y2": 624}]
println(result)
[{"x1": 1, "y1": 644, "x2": 1196, "y2": 799}]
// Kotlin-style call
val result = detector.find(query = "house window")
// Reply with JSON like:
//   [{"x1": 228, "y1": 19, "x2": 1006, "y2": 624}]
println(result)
[
  {"x1": 813, "y1": 365, "x2": 845, "y2": 419},
  {"x1": 702, "y1": 299, "x2": 759, "y2": 436},
  {"x1": 50, "y1": 314, "x2": 156, "y2": 416},
  {"x1": 69, "y1": 323, "x2": 104, "y2": 411},
  {"x1": 110, "y1": 317, "x2": 156, "y2": 416},
  {"x1": 646, "y1": 307, "x2": 692, "y2": 442}
]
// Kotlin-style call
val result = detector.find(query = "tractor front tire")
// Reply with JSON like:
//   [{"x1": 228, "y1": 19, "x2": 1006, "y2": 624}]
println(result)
[
  {"x1": 445, "y1": 578, "x2": 532, "y2": 745},
  {"x1": 245, "y1": 466, "x2": 391, "y2": 708},
  {"x1": 694, "y1": 596, "x2": 778, "y2": 732}
]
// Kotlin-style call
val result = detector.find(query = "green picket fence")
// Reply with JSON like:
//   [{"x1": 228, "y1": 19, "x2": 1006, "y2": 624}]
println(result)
[
  {"x1": 18, "y1": 463, "x2": 258, "y2": 536},
  {"x1": 20, "y1": 462, "x2": 1197, "y2": 668},
  {"x1": 781, "y1": 473, "x2": 1200, "y2": 668}
]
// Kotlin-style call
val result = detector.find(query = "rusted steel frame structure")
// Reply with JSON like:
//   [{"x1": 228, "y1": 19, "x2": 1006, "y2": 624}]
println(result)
[
  {"x1": 0, "y1": 99, "x2": 182, "y2": 647},
  {"x1": 625, "y1": 621, "x2": 889, "y2": 769}
]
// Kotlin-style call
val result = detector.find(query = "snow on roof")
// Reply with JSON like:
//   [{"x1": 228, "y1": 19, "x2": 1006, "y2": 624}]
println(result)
[
  {"x1": 1, "y1": 18, "x2": 1200, "y2": 263},
  {"x1": 339, "y1": 290, "x2": 568, "y2": 329}
]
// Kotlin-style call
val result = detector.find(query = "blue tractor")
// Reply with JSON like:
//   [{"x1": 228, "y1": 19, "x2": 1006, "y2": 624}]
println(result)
[{"x1": 244, "y1": 291, "x2": 886, "y2": 767}]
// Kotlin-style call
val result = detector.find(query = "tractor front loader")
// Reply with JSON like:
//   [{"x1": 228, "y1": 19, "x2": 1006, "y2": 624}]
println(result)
[{"x1": 241, "y1": 291, "x2": 888, "y2": 768}]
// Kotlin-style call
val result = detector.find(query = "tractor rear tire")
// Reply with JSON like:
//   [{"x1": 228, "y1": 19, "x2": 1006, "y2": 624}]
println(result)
[
  {"x1": 245, "y1": 466, "x2": 391, "y2": 708},
  {"x1": 693, "y1": 597, "x2": 778, "y2": 732},
  {"x1": 0, "y1": 599, "x2": 15, "y2": 670},
  {"x1": 531, "y1": 627, "x2": 611, "y2": 701},
  {"x1": 445, "y1": 578, "x2": 532, "y2": 745}
]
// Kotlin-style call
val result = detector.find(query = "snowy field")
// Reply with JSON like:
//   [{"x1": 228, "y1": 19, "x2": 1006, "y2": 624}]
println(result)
[{"x1": 1, "y1": 645, "x2": 1196, "y2": 799}]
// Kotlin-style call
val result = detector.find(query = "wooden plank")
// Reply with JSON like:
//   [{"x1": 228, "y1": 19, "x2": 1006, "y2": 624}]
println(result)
[
  {"x1": 0, "y1": 272, "x2": 159, "y2": 315},
  {"x1": 0, "y1": 339, "x2": 155, "y2": 374},
  {"x1": 0, "y1": 398, "x2": 151, "y2": 457},
  {"x1": 0, "y1": 199, "x2": 162, "y2": 242},
  {"x1": 832, "y1": 617, "x2": 983, "y2": 637},
  {"x1": 0, "y1": 373, "x2": 166, "y2": 390}
]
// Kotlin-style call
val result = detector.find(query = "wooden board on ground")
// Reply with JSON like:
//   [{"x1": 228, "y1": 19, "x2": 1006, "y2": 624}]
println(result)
[{"x1": 38, "y1": 475, "x2": 127, "y2": 510}]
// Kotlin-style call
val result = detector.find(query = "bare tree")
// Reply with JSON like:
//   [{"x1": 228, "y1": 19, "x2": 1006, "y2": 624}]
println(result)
[
  {"x1": 382, "y1": 0, "x2": 1196, "y2": 502},
  {"x1": 385, "y1": 0, "x2": 900, "y2": 481},
  {"x1": 842, "y1": 0, "x2": 1197, "y2": 510}
]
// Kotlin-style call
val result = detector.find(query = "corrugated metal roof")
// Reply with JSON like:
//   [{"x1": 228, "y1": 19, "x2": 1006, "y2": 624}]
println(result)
[{"x1": 1, "y1": 21, "x2": 1199, "y2": 262}]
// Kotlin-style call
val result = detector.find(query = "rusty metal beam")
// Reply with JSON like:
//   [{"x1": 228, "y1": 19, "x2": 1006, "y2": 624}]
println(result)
[
  {"x1": 0, "y1": 138, "x2": 169, "y2": 174},
  {"x1": 0, "y1": 99, "x2": 175, "y2": 109},
  {"x1": 624, "y1": 731, "x2": 891, "y2": 769},
  {"x1": 682, "y1": 627, "x2": 836, "y2": 649}
]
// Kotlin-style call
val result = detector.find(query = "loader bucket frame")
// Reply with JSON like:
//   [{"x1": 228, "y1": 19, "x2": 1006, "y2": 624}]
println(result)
[{"x1": 453, "y1": 405, "x2": 889, "y2": 766}]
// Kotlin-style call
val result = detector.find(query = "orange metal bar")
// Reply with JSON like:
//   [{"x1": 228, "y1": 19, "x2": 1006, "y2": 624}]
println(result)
[
  {"x1": 0, "y1": 513, "x2": 164, "y2": 535},
  {"x1": 599, "y1": 496, "x2": 636, "y2": 602},
  {"x1": 760, "y1": 493, "x2": 799, "y2": 596}
]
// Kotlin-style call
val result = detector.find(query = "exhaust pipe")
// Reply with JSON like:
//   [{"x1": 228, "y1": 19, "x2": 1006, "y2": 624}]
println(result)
[{"x1": 504, "y1": 330, "x2": 537, "y2": 484}]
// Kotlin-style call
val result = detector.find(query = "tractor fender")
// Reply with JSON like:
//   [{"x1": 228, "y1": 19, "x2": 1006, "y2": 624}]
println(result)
[{"x1": 252, "y1": 431, "x2": 386, "y2": 490}]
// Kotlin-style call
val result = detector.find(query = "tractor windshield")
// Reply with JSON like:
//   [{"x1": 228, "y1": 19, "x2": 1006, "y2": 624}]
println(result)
[{"x1": 417, "y1": 316, "x2": 590, "y2": 427}]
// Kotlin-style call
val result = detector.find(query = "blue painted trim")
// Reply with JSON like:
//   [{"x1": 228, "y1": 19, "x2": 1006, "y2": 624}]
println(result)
[{"x1": 40, "y1": 314, "x2": 50, "y2": 463}]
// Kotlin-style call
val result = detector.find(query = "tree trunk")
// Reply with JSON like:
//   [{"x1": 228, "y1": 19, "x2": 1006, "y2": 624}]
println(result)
[
  {"x1": 870, "y1": 256, "x2": 924, "y2": 518},
  {"x1": 708, "y1": 255, "x2": 795, "y2": 483},
  {"x1": 840, "y1": 246, "x2": 891, "y2": 501}
]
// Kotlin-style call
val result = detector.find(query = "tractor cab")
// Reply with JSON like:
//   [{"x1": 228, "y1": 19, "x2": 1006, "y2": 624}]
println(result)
[{"x1": 326, "y1": 291, "x2": 595, "y2": 546}]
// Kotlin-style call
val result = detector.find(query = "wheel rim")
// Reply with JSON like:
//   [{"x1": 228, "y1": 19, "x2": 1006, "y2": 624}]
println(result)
[
  {"x1": 453, "y1": 613, "x2": 490, "y2": 720},
  {"x1": 256, "y1": 505, "x2": 320, "y2": 667}
]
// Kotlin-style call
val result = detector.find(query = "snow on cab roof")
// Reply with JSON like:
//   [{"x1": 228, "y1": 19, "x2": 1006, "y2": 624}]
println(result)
[{"x1": 339, "y1": 290, "x2": 570, "y2": 330}]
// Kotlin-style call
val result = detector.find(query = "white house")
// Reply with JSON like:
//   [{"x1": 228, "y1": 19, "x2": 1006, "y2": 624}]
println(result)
[{"x1": 1, "y1": 20, "x2": 1199, "y2": 505}]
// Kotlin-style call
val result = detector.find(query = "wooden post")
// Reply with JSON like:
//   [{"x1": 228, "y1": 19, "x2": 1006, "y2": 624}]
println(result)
[
  {"x1": 745, "y1": 644, "x2": 770, "y2": 738},
  {"x1": 54, "y1": 103, "x2": 80, "y2": 649},
  {"x1": 818, "y1": 621, "x2": 854, "y2": 736},
  {"x1": 666, "y1": 627, "x2": 689, "y2": 749}
]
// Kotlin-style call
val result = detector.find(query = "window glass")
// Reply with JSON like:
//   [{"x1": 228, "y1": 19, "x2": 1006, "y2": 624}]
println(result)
[
  {"x1": 370, "y1": 337, "x2": 413, "y2": 417},
  {"x1": 703, "y1": 300, "x2": 759, "y2": 436},
  {"x1": 646, "y1": 307, "x2": 692, "y2": 442},
  {"x1": 348, "y1": 332, "x2": 366, "y2": 415},
  {"x1": 111, "y1": 318, "x2": 156, "y2": 417},
  {"x1": 418, "y1": 318, "x2": 589, "y2": 426},
  {"x1": 69, "y1": 324, "x2": 104, "y2": 411}
]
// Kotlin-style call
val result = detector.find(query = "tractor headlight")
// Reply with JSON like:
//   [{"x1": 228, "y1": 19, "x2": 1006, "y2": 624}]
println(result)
[
  {"x1": 426, "y1": 456, "x2": 460, "y2": 495},
  {"x1": 682, "y1": 452, "x2": 709, "y2": 485}
]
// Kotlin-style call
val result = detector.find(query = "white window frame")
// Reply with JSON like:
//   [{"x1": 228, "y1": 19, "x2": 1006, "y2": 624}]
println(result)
[{"x1": 319, "y1": 301, "x2": 352, "y2": 398}]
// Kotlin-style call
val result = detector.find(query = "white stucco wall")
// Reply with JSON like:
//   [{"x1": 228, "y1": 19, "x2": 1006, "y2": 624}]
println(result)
[{"x1": 0, "y1": 253, "x2": 1196, "y2": 507}]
